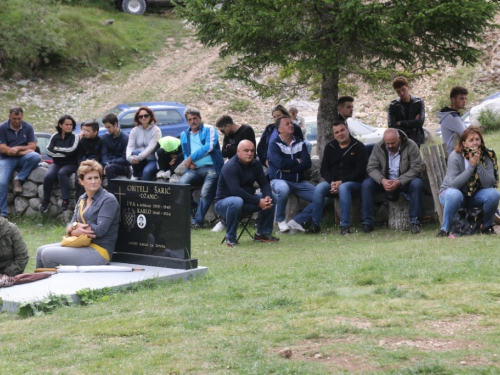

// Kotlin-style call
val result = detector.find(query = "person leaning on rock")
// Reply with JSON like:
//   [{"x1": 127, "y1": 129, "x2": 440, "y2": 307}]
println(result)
[
  {"x1": 0, "y1": 107, "x2": 40, "y2": 218},
  {"x1": 0, "y1": 216, "x2": 29, "y2": 281}
]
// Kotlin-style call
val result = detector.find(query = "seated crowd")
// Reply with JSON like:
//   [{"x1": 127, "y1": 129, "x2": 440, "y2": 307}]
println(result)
[{"x1": 1, "y1": 77, "x2": 498, "y2": 279}]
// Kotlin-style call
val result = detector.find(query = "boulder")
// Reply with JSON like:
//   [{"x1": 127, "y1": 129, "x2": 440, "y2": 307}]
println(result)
[
  {"x1": 21, "y1": 181, "x2": 38, "y2": 198},
  {"x1": 14, "y1": 196, "x2": 29, "y2": 215},
  {"x1": 28, "y1": 166, "x2": 48, "y2": 184}
]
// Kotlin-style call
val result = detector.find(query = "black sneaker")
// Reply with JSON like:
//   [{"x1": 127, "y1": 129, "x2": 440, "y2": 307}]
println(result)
[
  {"x1": 225, "y1": 237, "x2": 238, "y2": 247},
  {"x1": 362, "y1": 224, "x2": 374, "y2": 233},
  {"x1": 60, "y1": 200, "x2": 69, "y2": 212},
  {"x1": 306, "y1": 223, "x2": 321, "y2": 234},
  {"x1": 481, "y1": 225, "x2": 496, "y2": 235},
  {"x1": 39, "y1": 201, "x2": 50, "y2": 213},
  {"x1": 253, "y1": 233, "x2": 280, "y2": 242},
  {"x1": 410, "y1": 223, "x2": 421, "y2": 234},
  {"x1": 340, "y1": 226, "x2": 351, "y2": 235},
  {"x1": 436, "y1": 230, "x2": 449, "y2": 237}
]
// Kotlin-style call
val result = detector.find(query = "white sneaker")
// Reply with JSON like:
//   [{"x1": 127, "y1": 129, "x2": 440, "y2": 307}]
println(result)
[
  {"x1": 277, "y1": 220, "x2": 290, "y2": 232},
  {"x1": 211, "y1": 221, "x2": 226, "y2": 232},
  {"x1": 288, "y1": 219, "x2": 305, "y2": 232}
]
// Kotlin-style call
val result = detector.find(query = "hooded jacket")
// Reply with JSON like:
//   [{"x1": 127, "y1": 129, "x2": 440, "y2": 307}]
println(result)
[
  {"x1": 0, "y1": 217, "x2": 29, "y2": 276},
  {"x1": 367, "y1": 130, "x2": 422, "y2": 186},
  {"x1": 320, "y1": 137, "x2": 368, "y2": 184},
  {"x1": 437, "y1": 107, "x2": 467, "y2": 156}
]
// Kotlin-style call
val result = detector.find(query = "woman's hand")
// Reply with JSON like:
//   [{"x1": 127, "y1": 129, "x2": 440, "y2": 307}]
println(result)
[
  {"x1": 70, "y1": 223, "x2": 96, "y2": 238},
  {"x1": 469, "y1": 151, "x2": 481, "y2": 166}
]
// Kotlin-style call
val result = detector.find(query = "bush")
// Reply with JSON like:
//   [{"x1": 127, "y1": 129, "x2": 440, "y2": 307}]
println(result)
[
  {"x1": 0, "y1": 0, "x2": 66, "y2": 76},
  {"x1": 477, "y1": 108, "x2": 500, "y2": 133}
]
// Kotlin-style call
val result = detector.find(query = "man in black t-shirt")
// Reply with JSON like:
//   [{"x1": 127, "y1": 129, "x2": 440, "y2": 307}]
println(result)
[{"x1": 215, "y1": 115, "x2": 256, "y2": 159}]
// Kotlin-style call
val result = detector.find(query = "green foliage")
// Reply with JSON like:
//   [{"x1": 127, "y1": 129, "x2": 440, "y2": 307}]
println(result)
[
  {"x1": 477, "y1": 108, "x2": 500, "y2": 133},
  {"x1": 18, "y1": 294, "x2": 75, "y2": 317},
  {"x1": 226, "y1": 98, "x2": 251, "y2": 112},
  {"x1": 76, "y1": 287, "x2": 116, "y2": 306}
]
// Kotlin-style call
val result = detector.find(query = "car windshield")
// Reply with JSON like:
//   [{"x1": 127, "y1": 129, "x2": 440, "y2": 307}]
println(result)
[{"x1": 347, "y1": 119, "x2": 376, "y2": 135}]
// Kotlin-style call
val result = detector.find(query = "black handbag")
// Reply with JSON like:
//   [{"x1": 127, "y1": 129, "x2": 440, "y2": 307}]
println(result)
[{"x1": 451, "y1": 207, "x2": 483, "y2": 236}]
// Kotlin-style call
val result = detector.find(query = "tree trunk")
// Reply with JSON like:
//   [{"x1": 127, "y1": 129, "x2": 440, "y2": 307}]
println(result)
[
  {"x1": 317, "y1": 70, "x2": 339, "y2": 160},
  {"x1": 388, "y1": 197, "x2": 410, "y2": 231}
]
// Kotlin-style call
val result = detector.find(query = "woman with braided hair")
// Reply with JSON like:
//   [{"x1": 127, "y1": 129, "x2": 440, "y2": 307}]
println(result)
[{"x1": 437, "y1": 126, "x2": 500, "y2": 237}]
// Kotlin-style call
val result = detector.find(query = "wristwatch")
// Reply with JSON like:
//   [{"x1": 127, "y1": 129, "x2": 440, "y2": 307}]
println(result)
[{"x1": 72, "y1": 221, "x2": 78, "y2": 230}]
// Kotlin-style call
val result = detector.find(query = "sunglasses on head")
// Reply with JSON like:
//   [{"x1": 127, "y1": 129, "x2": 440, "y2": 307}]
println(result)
[{"x1": 138, "y1": 114, "x2": 150, "y2": 119}]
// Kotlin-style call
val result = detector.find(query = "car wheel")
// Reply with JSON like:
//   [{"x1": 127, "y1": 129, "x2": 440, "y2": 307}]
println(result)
[{"x1": 122, "y1": 0, "x2": 147, "y2": 15}]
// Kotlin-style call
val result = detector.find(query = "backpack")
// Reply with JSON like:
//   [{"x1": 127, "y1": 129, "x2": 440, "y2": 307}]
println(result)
[{"x1": 451, "y1": 207, "x2": 483, "y2": 236}]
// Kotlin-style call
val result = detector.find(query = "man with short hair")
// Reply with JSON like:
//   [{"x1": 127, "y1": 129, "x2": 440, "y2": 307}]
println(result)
[
  {"x1": 338, "y1": 96, "x2": 354, "y2": 124},
  {"x1": 361, "y1": 128, "x2": 423, "y2": 234},
  {"x1": 438, "y1": 86, "x2": 468, "y2": 155},
  {"x1": 179, "y1": 107, "x2": 224, "y2": 228},
  {"x1": 214, "y1": 140, "x2": 279, "y2": 247},
  {"x1": 303, "y1": 120, "x2": 368, "y2": 234},
  {"x1": 102, "y1": 113, "x2": 131, "y2": 181},
  {"x1": 388, "y1": 76, "x2": 426, "y2": 147},
  {"x1": 0, "y1": 107, "x2": 40, "y2": 217},
  {"x1": 215, "y1": 115, "x2": 256, "y2": 159},
  {"x1": 268, "y1": 116, "x2": 314, "y2": 233}
]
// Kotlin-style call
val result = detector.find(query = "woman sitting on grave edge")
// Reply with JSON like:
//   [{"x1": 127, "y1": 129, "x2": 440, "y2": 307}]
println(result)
[
  {"x1": 126, "y1": 106, "x2": 162, "y2": 181},
  {"x1": 437, "y1": 126, "x2": 500, "y2": 238},
  {"x1": 36, "y1": 160, "x2": 120, "y2": 268}
]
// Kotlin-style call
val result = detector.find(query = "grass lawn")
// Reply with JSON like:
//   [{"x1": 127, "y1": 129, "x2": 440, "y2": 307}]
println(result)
[{"x1": 1, "y1": 219, "x2": 500, "y2": 374}]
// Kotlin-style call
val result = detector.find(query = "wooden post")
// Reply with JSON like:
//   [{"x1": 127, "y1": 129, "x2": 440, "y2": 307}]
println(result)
[{"x1": 388, "y1": 196, "x2": 410, "y2": 230}]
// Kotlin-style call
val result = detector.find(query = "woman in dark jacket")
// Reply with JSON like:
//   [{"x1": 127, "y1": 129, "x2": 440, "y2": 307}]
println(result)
[{"x1": 40, "y1": 114, "x2": 79, "y2": 213}]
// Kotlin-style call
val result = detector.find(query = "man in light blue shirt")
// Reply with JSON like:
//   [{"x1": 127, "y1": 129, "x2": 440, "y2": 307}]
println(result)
[{"x1": 179, "y1": 107, "x2": 224, "y2": 228}]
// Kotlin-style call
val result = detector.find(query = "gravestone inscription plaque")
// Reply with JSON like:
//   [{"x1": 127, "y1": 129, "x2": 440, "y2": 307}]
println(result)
[{"x1": 109, "y1": 179, "x2": 197, "y2": 269}]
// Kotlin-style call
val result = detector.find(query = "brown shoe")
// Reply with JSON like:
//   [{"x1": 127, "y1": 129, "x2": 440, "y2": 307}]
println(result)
[{"x1": 13, "y1": 179, "x2": 23, "y2": 194}]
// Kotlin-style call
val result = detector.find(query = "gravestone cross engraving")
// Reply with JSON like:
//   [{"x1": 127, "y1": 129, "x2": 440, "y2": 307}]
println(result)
[{"x1": 109, "y1": 179, "x2": 197, "y2": 269}]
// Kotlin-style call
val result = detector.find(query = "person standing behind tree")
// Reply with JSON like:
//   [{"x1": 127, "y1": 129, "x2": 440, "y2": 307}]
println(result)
[
  {"x1": 388, "y1": 77, "x2": 426, "y2": 147},
  {"x1": 438, "y1": 86, "x2": 468, "y2": 156},
  {"x1": 337, "y1": 96, "x2": 355, "y2": 124},
  {"x1": 102, "y1": 113, "x2": 131, "y2": 182},
  {"x1": 215, "y1": 115, "x2": 256, "y2": 159},
  {"x1": 40, "y1": 114, "x2": 79, "y2": 213}
]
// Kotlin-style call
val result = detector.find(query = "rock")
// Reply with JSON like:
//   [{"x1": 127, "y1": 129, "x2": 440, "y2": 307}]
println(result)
[
  {"x1": 21, "y1": 181, "x2": 38, "y2": 198},
  {"x1": 16, "y1": 79, "x2": 30, "y2": 86},
  {"x1": 53, "y1": 188, "x2": 62, "y2": 198},
  {"x1": 40, "y1": 161, "x2": 50, "y2": 169},
  {"x1": 46, "y1": 205, "x2": 61, "y2": 218},
  {"x1": 38, "y1": 184, "x2": 44, "y2": 199},
  {"x1": 314, "y1": 353, "x2": 322, "y2": 359},
  {"x1": 28, "y1": 166, "x2": 48, "y2": 184},
  {"x1": 14, "y1": 196, "x2": 29, "y2": 215},
  {"x1": 102, "y1": 19, "x2": 114, "y2": 26},
  {"x1": 25, "y1": 207, "x2": 40, "y2": 217},
  {"x1": 279, "y1": 348, "x2": 292, "y2": 358},
  {"x1": 169, "y1": 174, "x2": 181, "y2": 183},
  {"x1": 29, "y1": 197, "x2": 41, "y2": 210}
]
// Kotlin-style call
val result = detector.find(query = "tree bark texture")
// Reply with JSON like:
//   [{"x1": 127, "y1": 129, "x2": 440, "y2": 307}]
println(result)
[
  {"x1": 388, "y1": 197, "x2": 410, "y2": 230},
  {"x1": 317, "y1": 71, "x2": 339, "y2": 159}
]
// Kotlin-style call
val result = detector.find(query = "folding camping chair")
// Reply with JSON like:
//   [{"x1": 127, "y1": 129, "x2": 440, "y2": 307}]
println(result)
[{"x1": 220, "y1": 214, "x2": 254, "y2": 244}]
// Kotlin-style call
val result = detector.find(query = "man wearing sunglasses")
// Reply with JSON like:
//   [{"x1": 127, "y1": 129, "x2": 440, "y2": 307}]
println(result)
[{"x1": 179, "y1": 107, "x2": 224, "y2": 229}]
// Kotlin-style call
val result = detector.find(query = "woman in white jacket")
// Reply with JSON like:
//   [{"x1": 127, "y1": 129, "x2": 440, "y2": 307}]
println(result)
[{"x1": 126, "y1": 106, "x2": 162, "y2": 181}]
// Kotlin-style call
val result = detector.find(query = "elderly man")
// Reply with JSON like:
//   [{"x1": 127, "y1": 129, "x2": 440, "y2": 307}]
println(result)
[
  {"x1": 361, "y1": 128, "x2": 423, "y2": 234},
  {"x1": 215, "y1": 115, "x2": 256, "y2": 159},
  {"x1": 268, "y1": 115, "x2": 314, "y2": 232},
  {"x1": 179, "y1": 107, "x2": 224, "y2": 228},
  {"x1": 0, "y1": 107, "x2": 40, "y2": 217},
  {"x1": 303, "y1": 120, "x2": 368, "y2": 235},
  {"x1": 388, "y1": 76, "x2": 426, "y2": 147},
  {"x1": 214, "y1": 140, "x2": 279, "y2": 247}
]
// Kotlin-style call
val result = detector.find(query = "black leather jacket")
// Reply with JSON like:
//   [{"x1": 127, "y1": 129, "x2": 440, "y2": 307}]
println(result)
[{"x1": 387, "y1": 95, "x2": 425, "y2": 145}]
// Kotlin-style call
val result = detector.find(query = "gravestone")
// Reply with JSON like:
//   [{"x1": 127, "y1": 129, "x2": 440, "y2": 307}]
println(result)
[{"x1": 109, "y1": 179, "x2": 197, "y2": 270}]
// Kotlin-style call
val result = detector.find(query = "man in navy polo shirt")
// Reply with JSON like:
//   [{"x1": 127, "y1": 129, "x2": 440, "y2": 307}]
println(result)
[{"x1": 0, "y1": 107, "x2": 40, "y2": 217}]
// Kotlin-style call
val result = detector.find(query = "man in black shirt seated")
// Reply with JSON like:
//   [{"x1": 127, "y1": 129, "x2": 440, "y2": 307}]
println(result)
[
  {"x1": 215, "y1": 115, "x2": 256, "y2": 159},
  {"x1": 214, "y1": 140, "x2": 279, "y2": 247}
]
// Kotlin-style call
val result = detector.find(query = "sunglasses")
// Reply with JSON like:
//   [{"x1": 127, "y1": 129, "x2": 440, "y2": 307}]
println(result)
[{"x1": 138, "y1": 114, "x2": 150, "y2": 119}]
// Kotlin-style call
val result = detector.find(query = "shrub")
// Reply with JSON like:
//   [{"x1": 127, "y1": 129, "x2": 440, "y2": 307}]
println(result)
[{"x1": 477, "y1": 108, "x2": 500, "y2": 133}]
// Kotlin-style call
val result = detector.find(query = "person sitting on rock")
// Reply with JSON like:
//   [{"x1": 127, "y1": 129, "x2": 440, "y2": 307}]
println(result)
[
  {"x1": 215, "y1": 115, "x2": 256, "y2": 160},
  {"x1": 0, "y1": 107, "x2": 40, "y2": 218},
  {"x1": 155, "y1": 136, "x2": 184, "y2": 180},
  {"x1": 102, "y1": 113, "x2": 131, "y2": 182}
]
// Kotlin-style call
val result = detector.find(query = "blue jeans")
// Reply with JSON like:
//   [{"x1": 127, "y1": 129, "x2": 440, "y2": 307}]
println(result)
[
  {"x1": 178, "y1": 166, "x2": 219, "y2": 226},
  {"x1": 215, "y1": 193, "x2": 276, "y2": 239},
  {"x1": 43, "y1": 163, "x2": 78, "y2": 201},
  {"x1": 131, "y1": 150, "x2": 157, "y2": 181},
  {"x1": 270, "y1": 179, "x2": 316, "y2": 223},
  {"x1": 0, "y1": 152, "x2": 40, "y2": 217},
  {"x1": 439, "y1": 187, "x2": 500, "y2": 232},
  {"x1": 361, "y1": 177, "x2": 423, "y2": 225}
]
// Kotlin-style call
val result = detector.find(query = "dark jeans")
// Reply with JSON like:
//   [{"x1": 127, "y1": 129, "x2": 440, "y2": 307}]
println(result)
[
  {"x1": 361, "y1": 177, "x2": 423, "y2": 225},
  {"x1": 43, "y1": 163, "x2": 78, "y2": 201},
  {"x1": 105, "y1": 163, "x2": 130, "y2": 180}
]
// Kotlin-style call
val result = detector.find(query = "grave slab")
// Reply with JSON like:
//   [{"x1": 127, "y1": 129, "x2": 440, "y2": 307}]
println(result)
[{"x1": 0, "y1": 262, "x2": 208, "y2": 314}]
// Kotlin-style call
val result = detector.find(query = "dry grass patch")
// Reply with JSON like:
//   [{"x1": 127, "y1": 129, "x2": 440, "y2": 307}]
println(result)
[
  {"x1": 378, "y1": 337, "x2": 484, "y2": 351},
  {"x1": 420, "y1": 314, "x2": 491, "y2": 336}
]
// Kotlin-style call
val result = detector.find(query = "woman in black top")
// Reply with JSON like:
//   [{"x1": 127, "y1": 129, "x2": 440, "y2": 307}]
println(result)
[{"x1": 40, "y1": 114, "x2": 79, "y2": 213}]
